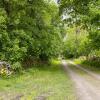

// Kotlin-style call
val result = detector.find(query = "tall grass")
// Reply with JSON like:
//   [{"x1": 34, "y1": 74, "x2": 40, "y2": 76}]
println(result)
[{"x1": 0, "y1": 60, "x2": 76, "y2": 100}]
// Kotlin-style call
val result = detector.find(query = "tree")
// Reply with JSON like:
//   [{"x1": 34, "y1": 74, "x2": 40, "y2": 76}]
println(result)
[
  {"x1": 0, "y1": 0, "x2": 63, "y2": 70},
  {"x1": 59, "y1": 0, "x2": 100, "y2": 58}
]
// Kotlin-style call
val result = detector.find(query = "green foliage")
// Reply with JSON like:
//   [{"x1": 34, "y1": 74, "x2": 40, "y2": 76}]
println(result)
[
  {"x1": 63, "y1": 26, "x2": 88, "y2": 58},
  {"x1": 12, "y1": 62, "x2": 22, "y2": 70},
  {"x1": 89, "y1": 30, "x2": 100, "y2": 50},
  {"x1": 0, "y1": 0, "x2": 63, "y2": 70},
  {"x1": 59, "y1": 0, "x2": 100, "y2": 62}
]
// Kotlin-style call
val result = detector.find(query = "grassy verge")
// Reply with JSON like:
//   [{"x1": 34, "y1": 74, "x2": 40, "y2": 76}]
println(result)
[
  {"x1": 0, "y1": 60, "x2": 75, "y2": 100},
  {"x1": 74, "y1": 59, "x2": 100, "y2": 74}
]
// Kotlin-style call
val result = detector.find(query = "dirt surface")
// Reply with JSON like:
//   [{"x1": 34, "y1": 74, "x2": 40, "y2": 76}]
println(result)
[
  {"x1": 62, "y1": 60, "x2": 100, "y2": 100},
  {"x1": 69, "y1": 61, "x2": 100, "y2": 80}
]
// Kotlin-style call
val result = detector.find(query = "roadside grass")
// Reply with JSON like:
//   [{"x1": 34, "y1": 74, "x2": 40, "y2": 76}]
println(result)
[
  {"x1": 74, "y1": 59, "x2": 100, "y2": 74},
  {"x1": 0, "y1": 60, "x2": 75, "y2": 100}
]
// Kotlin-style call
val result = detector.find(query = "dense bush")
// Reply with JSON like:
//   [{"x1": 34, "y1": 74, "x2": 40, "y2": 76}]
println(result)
[{"x1": 0, "y1": 0, "x2": 63, "y2": 70}]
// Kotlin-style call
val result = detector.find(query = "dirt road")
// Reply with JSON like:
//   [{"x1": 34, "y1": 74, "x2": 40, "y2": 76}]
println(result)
[{"x1": 62, "y1": 60, "x2": 100, "y2": 100}]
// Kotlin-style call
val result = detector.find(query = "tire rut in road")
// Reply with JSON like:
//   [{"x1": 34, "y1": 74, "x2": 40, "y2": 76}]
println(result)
[
  {"x1": 62, "y1": 60, "x2": 100, "y2": 100},
  {"x1": 69, "y1": 61, "x2": 100, "y2": 80},
  {"x1": 68, "y1": 61, "x2": 100, "y2": 89}
]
